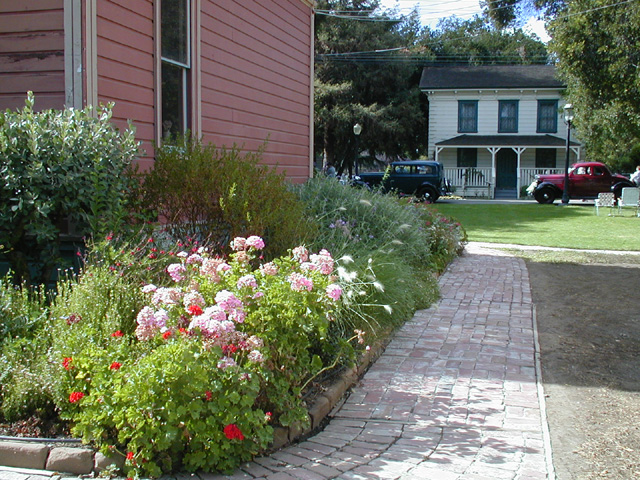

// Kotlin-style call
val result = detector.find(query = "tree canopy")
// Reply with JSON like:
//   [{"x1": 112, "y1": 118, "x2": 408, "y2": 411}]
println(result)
[
  {"x1": 549, "y1": 0, "x2": 640, "y2": 169},
  {"x1": 314, "y1": 2, "x2": 549, "y2": 174},
  {"x1": 314, "y1": 0, "x2": 427, "y2": 174}
]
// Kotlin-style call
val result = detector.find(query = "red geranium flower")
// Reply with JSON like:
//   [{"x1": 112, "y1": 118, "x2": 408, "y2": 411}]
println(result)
[
  {"x1": 162, "y1": 330, "x2": 172, "y2": 340},
  {"x1": 111, "y1": 330, "x2": 123, "y2": 338},
  {"x1": 69, "y1": 391, "x2": 84, "y2": 403},
  {"x1": 223, "y1": 424, "x2": 244, "y2": 441},
  {"x1": 62, "y1": 357, "x2": 73, "y2": 370},
  {"x1": 109, "y1": 361, "x2": 122, "y2": 370},
  {"x1": 205, "y1": 390, "x2": 212, "y2": 401},
  {"x1": 187, "y1": 304, "x2": 203, "y2": 316}
]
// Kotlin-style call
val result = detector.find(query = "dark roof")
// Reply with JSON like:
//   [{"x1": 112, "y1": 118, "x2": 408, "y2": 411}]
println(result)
[
  {"x1": 419, "y1": 65, "x2": 564, "y2": 90},
  {"x1": 436, "y1": 134, "x2": 579, "y2": 147}
]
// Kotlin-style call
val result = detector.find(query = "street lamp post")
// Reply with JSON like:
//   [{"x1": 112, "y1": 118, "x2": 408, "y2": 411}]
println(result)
[
  {"x1": 561, "y1": 104, "x2": 574, "y2": 205},
  {"x1": 353, "y1": 123, "x2": 362, "y2": 177}
]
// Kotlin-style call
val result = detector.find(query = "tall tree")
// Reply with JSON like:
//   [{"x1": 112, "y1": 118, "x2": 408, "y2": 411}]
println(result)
[
  {"x1": 422, "y1": 16, "x2": 548, "y2": 64},
  {"x1": 549, "y1": 0, "x2": 640, "y2": 168},
  {"x1": 314, "y1": 0, "x2": 428, "y2": 173},
  {"x1": 483, "y1": 0, "x2": 566, "y2": 28}
]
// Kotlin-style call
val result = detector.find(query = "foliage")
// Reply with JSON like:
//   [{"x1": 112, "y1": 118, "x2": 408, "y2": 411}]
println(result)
[
  {"x1": 0, "y1": 275, "x2": 48, "y2": 345},
  {"x1": 0, "y1": 93, "x2": 139, "y2": 285},
  {"x1": 296, "y1": 177, "x2": 466, "y2": 333},
  {"x1": 314, "y1": 0, "x2": 428, "y2": 172},
  {"x1": 138, "y1": 136, "x2": 316, "y2": 259},
  {"x1": 50, "y1": 237, "x2": 359, "y2": 477},
  {"x1": 424, "y1": 16, "x2": 549, "y2": 64},
  {"x1": 483, "y1": 0, "x2": 566, "y2": 29},
  {"x1": 549, "y1": 0, "x2": 640, "y2": 166}
]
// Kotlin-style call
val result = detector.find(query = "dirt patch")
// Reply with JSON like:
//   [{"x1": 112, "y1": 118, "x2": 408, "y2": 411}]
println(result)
[{"x1": 527, "y1": 261, "x2": 640, "y2": 479}]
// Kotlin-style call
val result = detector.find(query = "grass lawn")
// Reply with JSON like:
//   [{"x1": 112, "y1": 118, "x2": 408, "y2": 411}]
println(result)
[{"x1": 430, "y1": 203, "x2": 640, "y2": 251}]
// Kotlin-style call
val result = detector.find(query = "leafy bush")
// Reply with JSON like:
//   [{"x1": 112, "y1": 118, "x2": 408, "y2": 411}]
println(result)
[
  {"x1": 0, "y1": 277, "x2": 54, "y2": 421},
  {"x1": 295, "y1": 178, "x2": 465, "y2": 336},
  {"x1": 51, "y1": 236, "x2": 357, "y2": 477},
  {"x1": 0, "y1": 92, "x2": 139, "y2": 285},
  {"x1": 138, "y1": 136, "x2": 317, "y2": 259}
]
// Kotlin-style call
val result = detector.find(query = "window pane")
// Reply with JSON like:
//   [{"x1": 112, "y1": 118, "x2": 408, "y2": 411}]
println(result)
[
  {"x1": 537, "y1": 100, "x2": 557, "y2": 133},
  {"x1": 535, "y1": 148, "x2": 556, "y2": 168},
  {"x1": 162, "y1": 0, "x2": 188, "y2": 64},
  {"x1": 459, "y1": 101, "x2": 477, "y2": 133},
  {"x1": 499, "y1": 101, "x2": 518, "y2": 132},
  {"x1": 457, "y1": 148, "x2": 477, "y2": 167},
  {"x1": 162, "y1": 62, "x2": 185, "y2": 137}
]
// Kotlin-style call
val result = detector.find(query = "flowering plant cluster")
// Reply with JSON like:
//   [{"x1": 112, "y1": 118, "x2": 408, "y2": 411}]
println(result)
[{"x1": 55, "y1": 236, "x2": 345, "y2": 477}]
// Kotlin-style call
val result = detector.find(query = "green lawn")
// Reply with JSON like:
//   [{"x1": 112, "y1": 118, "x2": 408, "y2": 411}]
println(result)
[{"x1": 430, "y1": 203, "x2": 640, "y2": 251}]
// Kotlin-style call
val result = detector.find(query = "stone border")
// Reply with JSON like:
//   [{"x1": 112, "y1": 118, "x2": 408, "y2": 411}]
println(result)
[{"x1": 0, "y1": 340, "x2": 388, "y2": 476}]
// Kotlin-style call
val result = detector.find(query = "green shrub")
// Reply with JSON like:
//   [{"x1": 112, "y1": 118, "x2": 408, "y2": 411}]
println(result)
[
  {"x1": 0, "y1": 92, "x2": 140, "y2": 285},
  {"x1": 138, "y1": 136, "x2": 317, "y2": 259},
  {"x1": 0, "y1": 277, "x2": 54, "y2": 421},
  {"x1": 0, "y1": 275, "x2": 48, "y2": 344},
  {"x1": 296, "y1": 177, "x2": 432, "y2": 267},
  {"x1": 295, "y1": 178, "x2": 466, "y2": 338},
  {"x1": 51, "y1": 236, "x2": 360, "y2": 477}
]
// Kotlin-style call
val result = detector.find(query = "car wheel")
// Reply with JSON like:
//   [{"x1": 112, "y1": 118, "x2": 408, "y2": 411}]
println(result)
[
  {"x1": 417, "y1": 187, "x2": 439, "y2": 203},
  {"x1": 534, "y1": 186, "x2": 556, "y2": 204},
  {"x1": 613, "y1": 185, "x2": 624, "y2": 199}
]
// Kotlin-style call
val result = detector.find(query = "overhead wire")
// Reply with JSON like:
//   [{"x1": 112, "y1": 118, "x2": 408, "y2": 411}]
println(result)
[{"x1": 314, "y1": 0, "x2": 637, "y2": 65}]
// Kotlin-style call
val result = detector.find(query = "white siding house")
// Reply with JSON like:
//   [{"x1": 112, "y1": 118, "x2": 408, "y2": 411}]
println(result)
[{"x1": 420, "y1": 65, "x2": 581, "y2": 198}]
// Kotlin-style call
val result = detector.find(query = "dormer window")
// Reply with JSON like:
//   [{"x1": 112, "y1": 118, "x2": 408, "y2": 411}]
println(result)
[{"x1": 498, "y1": 100, "x2": 518, "y2": 133}]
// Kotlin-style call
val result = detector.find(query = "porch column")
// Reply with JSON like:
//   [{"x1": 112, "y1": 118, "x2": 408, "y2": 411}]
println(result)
[
  {"x1": 435, "y1": 146, "x2": 443, "y2": 162},
  {"x1": 487, "y1": 147, "x2": 500, "y2": 198},
  {"x1": 513, "y1": 147, "x2": 527, "y2": 198}
]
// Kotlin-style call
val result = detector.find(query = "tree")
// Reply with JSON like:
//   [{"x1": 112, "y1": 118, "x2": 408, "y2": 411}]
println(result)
[
  {"x1": 483, "y1": 0, "x2": 566, "y2": 29},
  {"x1": 314, "y1": 0, "x2": 428, "y2": 173},
  {"x1": 423, "y1": 16, "x2": 548, "y2": 64},
  {"x1": 549, "y1": 0, "x2": 640, "y2": 167}
]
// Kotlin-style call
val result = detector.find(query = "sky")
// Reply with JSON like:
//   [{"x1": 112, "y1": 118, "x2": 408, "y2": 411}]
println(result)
[{"x1": 377, "y1": 0, "x2": 551, "y2": 42}]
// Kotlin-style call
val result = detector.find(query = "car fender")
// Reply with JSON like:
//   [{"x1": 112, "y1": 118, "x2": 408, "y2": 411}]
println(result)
[
  {"x1": 612, "y1": 180, "x2": 635, "y2": 196},
  {"x1": 535, "y1": 181, "x2": 563, "y2": 195}
]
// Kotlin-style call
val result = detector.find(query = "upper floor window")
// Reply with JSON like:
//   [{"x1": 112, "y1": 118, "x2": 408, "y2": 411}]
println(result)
[
  {"x1": 161, "y1": 0, "x2": 190, "y2": 137},
  {"x1": 498, "y1": 100, "x2": 518, "y2": 133},
  {"x1": 537, "y1": 100, "x2": 558, "y2": 133},
  {"x1": 458, "y1": 100, "x2": 478, "y2": 133}
]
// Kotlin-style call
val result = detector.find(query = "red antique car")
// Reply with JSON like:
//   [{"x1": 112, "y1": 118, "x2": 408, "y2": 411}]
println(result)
[{"x1": 527, "y1": 162, "x2": 634, "y2": 204}]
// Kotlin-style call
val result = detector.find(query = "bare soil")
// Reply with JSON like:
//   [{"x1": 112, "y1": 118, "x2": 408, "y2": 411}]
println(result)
[{"x1": 527, "y1": 261, "x2": 640, "y2": 479}]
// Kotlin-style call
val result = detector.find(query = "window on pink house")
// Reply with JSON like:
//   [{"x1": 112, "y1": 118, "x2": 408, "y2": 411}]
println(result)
[{"x1": 161, "y1": 0, "x2": 190, "y2": 137}]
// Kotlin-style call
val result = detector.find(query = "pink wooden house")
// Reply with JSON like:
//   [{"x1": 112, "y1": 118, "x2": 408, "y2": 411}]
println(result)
[{"x1": 0, "y1": 0, "x2": 315, "y2": 182}]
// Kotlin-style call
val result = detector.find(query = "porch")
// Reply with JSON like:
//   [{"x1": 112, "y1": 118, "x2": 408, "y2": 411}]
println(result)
[
  {"x1": 444, "y1": 167, "x2": 565, "y2": 198},
  {"x1": 435, "y1": 134, "x2": 581, "y2": 199}
]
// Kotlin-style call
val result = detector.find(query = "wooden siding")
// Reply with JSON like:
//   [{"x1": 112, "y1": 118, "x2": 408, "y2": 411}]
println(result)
[
  {"x1": 200, "y1": 0, "x2": 313, "y2": 182},
  {"x1": 95, "y1": 0, "x2": 156, "y2": 170},
  {"x1": 0, "y1": 0, "x2": 65, "y2": 110},
  {"x1": 427, "y1": 89, "x2": 564, "y2": 160}
]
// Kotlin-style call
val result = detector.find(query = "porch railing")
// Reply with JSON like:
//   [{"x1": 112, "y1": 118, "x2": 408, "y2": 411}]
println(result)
[
  {"x1": 520, "y1": 168, "x2": 564, "y2": 187},
  {"x1": 444, "y1": 167, "x2": 565, "y2": 197}
]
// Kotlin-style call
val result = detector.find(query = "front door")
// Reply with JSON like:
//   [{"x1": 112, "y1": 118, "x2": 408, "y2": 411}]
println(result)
[{"x1": 496, "y1": 149, "x2": 517, "y2": 191}]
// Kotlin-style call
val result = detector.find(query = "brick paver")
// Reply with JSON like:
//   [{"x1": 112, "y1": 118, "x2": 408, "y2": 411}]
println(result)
[
  {"x1": 199, "y1": 244, "x2": 552, "y2": 480},
  {"x1": 0, "y1": 244, "x2": 552, "y2": 480}
]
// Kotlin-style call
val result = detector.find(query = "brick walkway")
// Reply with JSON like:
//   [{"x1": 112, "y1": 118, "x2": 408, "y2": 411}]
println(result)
[
  {"x1": 203, "y1": 244, "x2": 552, "y2": 480},
  {"x1": 0, "y1": 244, "x2": 553, "y2": 480}
]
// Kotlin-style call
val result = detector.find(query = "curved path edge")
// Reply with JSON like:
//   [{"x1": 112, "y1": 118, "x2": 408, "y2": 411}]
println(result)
[{"x1": 1, "y1": 244, "x2": 555, "y2": 480}]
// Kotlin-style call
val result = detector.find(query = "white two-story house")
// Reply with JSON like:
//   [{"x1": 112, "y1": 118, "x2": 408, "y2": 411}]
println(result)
[{"x1": 419, "y1": 64, "x2": 581, "y2": 198}]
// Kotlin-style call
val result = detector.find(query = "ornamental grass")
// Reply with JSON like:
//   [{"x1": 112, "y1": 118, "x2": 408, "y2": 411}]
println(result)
[{"x1": 0, "y1": 178, "x2": 466, "y2": 478}]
